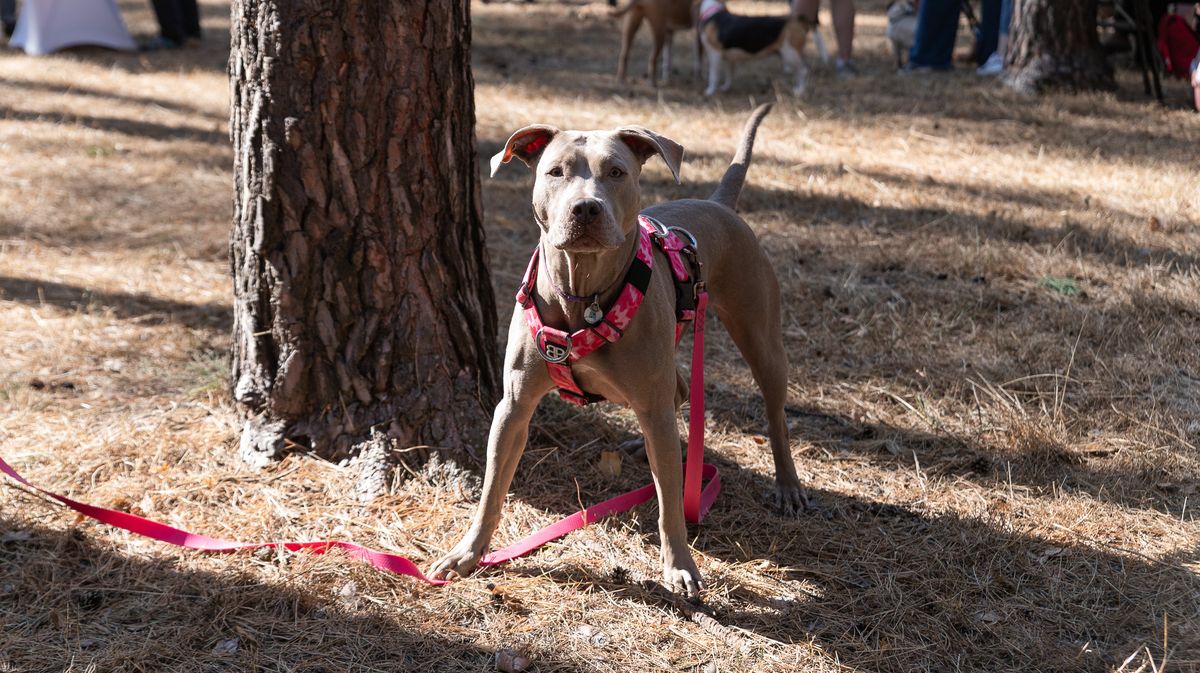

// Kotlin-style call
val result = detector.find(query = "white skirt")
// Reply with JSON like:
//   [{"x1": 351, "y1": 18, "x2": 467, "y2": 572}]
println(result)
[{"x1": 10, "y1": 0, "x2": 137, "y2": 56}]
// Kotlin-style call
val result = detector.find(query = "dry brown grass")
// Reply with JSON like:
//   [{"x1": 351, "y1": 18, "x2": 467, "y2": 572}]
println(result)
[{"x1": 1, "y1": 1, "x2": 1198, "y2": 671}]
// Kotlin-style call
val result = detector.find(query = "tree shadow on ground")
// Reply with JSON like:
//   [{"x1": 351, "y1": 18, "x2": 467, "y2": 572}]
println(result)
[
  {"x1": 506, "y1": 486, "x2": 1198, "y2": 672},
  {"x1": 0, "y1": 79, "x2": 226, "y2": 123},
  {"x1": 0, "y1": 516, "x2": 591, "y2": 672},
  {"x1": 0, "y1": 105, "x2": 226, "y2": 146},
  {"x1": 0, "y1": 275, "x2": 231, "y2": 331},
  {"x1": 487, "y1": 437, "x2": 1199, "y2": 672},
  {"x1": 465, "y1": 347, "x2": 1198, "y2": 671},
  {"x1": 759, "y1": 185, "x2": 1191, "y2": 276}
]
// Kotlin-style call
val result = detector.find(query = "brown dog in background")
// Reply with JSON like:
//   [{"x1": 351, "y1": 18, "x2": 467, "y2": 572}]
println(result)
[{"x1": 612, "y1": 0, "x2": 697, "y2": 86}]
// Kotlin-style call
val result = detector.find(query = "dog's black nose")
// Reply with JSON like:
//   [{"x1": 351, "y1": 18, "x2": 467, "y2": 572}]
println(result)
[{"x1": 570, "y1": 199, "x2": 602, "y2": 221}]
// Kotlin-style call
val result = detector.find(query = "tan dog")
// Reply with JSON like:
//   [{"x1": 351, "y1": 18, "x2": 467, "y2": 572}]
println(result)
[
  {"x1": 698, "y1": 0, "x2": 828, "y2": 96},
  {"x1": 612, "y1": 0, "x2": 697, "y2": 86},
  {"x1": 428, "y1": 105, "x2": 804, "y2": 596}
]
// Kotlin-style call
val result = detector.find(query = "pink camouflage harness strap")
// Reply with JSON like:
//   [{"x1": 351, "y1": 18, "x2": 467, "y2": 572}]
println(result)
[{"x1": 0, "y1": 215, "x2": 720, "y2": 583}]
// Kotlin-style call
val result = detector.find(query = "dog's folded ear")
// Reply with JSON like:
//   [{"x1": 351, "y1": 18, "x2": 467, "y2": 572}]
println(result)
[
  {"x1": 617, "y1": 127, "x2": 684, "y2": 184},
  {"x1": 490, "y1": 125, "x2": 560, "y2": 177}
]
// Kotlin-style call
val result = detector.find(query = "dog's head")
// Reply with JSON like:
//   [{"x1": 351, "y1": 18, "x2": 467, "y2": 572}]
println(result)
[{"x1": 490, "y1": 126, "x2": 683, "y2": 253}]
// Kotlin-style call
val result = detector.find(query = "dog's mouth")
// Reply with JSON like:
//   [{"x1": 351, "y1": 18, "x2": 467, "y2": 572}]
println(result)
[
  {"x1": 547, "y1": 217, "x2": 626, "y2": 252},
  {"x1": 550, "y1": 230, "x2": 625, "y2": 253}
]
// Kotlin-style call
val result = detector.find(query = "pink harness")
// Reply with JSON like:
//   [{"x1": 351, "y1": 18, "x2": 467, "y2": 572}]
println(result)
[
  {"x1": 518, "y1": 215, "x2": 699, "y2": 406},
  {"x1": 0, "y1": 215, "x2": 721, "y2": 584}
]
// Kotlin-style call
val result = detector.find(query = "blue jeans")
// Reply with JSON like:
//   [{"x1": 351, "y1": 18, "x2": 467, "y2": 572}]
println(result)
[
  {"x1": 908, "y1": 0, "x2": 961, "y2": 69},
  {"x1": 1, "y1": 0, "x2": 15, "y2": 25},
  {"x1": 975, "y1": 0, "x2": 1014, "y2": 64}
]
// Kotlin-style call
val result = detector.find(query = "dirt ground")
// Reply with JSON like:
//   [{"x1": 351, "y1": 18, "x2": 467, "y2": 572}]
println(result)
[{"x1": 1, "y1": 1, "x2": 1198, "y2": 671}]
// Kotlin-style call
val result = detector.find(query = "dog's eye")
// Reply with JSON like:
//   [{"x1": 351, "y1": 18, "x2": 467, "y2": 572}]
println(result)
[
  {"x1": 547, "y1": 166, "x2": 564, "y2": 178},
  {"x1": 608, "y1": 166, "x2": 625, "y2": 178}
]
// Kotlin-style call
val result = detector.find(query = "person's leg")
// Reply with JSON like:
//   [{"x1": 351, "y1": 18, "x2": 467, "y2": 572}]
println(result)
[
  {"x1": 975, "y1": 0, "x2": 1001, "y2": 65},
  {"x1": 150, "y1": 0, "x2": 185, "y2": 45},
  {"x1": 1149, "y1": 0, "x2": 1169, "y2": 32},
  {"x1": 831, "y1": 0, "x2": 855, "y2": 63},
  {"x1": 1, "y1": 0, "x2": 15, "y2": 34},
  {"x1": 1192, "y1": 54, "x2": 1200, "y2": 112},
  {"x1": 998, "y1": 0, "x2": 1013, "y2": 56},
  {"x1": 182, "y1": 0, "x2": 200, "y2": 39},
  {"x1": 908, "y1": 0, "x2": 960, "y2": 69}
]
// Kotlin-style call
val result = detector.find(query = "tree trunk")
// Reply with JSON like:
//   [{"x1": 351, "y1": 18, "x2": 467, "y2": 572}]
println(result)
[
  {"x1": 229, "y1": 1, "x2": 499, "y2": 467},
  {"x1": 1006, "y1": 0, "x2": 1115, "y2": 94}
]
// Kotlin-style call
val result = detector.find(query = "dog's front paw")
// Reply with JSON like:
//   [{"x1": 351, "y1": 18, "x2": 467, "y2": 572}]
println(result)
[
  {"x1": 774, "y1": 476, "x2": 809, "y2": 517},
  {"x1": 662, "y1": 556, "x2": 704, "y2": 597},
  {"x1": 428, "y1": 539, "x2": 488, "y2": 581}
]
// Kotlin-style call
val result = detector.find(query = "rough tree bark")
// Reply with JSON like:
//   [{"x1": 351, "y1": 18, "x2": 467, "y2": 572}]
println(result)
[
  {"x1": 1006, "y1": 0, "x2": 1115, "y2": 94},
  {"x1": 229, "y1": 1, "x2": 499, "y2": 468}
]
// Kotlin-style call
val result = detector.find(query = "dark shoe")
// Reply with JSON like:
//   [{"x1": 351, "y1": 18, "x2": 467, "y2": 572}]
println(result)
[
  {"x1": 139, "y1": 36, "x2": 181, "y2": 51},
  {"x1": 900, "y1": 61, "x2": 952, "y2": 74}
]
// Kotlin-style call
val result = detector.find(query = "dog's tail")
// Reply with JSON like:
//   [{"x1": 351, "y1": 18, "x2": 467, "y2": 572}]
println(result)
[{"x1": 708, "y1": 103, "x2": 772, "y2": 211}]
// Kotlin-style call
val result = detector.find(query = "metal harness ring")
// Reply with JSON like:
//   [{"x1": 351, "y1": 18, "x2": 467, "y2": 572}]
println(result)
[
  {"x1": 534, "y1": 327, "x2": 572, "y2": 364},
  {"x1": 643, "y1": 215, "x2": 670, "y2": 238},
  {"x1": 667, "y1": 225, "x2": 698, "y2": 249}
]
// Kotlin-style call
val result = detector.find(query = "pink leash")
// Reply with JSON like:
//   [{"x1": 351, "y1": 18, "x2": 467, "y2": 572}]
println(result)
[{"x1": 0, "y1": 300, "x2": 718, "y2": 585}]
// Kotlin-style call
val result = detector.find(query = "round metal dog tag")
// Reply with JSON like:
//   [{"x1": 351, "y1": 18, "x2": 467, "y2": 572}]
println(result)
[{"x1": 584, "y1": 301, "x2": 604, "y2": 325}]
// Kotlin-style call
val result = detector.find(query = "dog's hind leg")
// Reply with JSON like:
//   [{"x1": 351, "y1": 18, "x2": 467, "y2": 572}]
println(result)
[
  {"x1": 781, "y1": 44, "x2": 809, "y2": 96},
  {"x1": 711, "y1": 264, "x2": 807, "y2": 516},
  {"x1": 813, "y1": 29, "x2": 831, "y2": 64},
  {"x1": 661, "y1": 30, "x2": 674, "y2": 84},
  {"x1": 704, "y1": 44, "x2": 721, "y2": 95},
  {"x1": 617, "y1": 8, "x2": 644, "y2": 82},
  {"x1": 648, "y1": 25, "x2": 666, "y2": 86}
]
